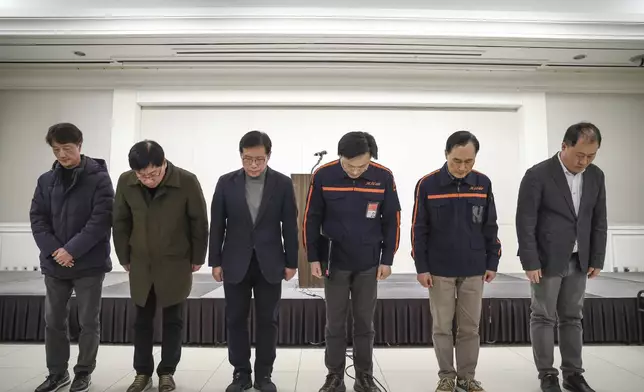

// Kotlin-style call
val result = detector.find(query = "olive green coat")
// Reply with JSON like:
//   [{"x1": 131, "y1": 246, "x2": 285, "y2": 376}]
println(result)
[{"x1": 112, "y1": 162, "x2": 209, "y2": 307}]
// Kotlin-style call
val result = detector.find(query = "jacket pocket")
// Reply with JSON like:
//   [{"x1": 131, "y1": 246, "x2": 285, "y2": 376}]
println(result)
[
  {"x1": 361, "y1": 191, "x2": 385, "y2": 220},
  {"x1": 323, "y1": 191, "x2": 347, "y2": 214},
  {"x1": 426, "y1": 198, "x2": 449, "y2": 226}
]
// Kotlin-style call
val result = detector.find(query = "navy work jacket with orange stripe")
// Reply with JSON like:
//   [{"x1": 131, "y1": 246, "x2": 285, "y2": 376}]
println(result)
[
  {"x1": 304, "y1": 160, "x2": 401, "y2": 272},
  {"x1": 411, "y1": 163, "x2": 501, "y2": 277}
]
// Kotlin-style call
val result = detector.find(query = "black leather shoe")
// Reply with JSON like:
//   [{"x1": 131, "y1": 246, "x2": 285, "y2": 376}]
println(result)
[
  {"x1": 563, "y1": 374, "x2": 595, "y2": 392},
  {"x1": 318, "y1": 373, "x2": 346, "y2": 392},
  {"x1": 253, "y1": 376, "x2": 277, "y2": 392},
  {"x1": 226, "y1": 372, "x2": 252, "y2": 392},
  {"x1": 540, "y1": 375, "x2": 562, "y2": 392},
  {"x1": 35, "y1": 371, "x2": 71, "y2": 392},
  {"x1": 354, "y1": 373, "x2": 381, "y2": 392},
  {"x1": 70, "y1": 373, "x2": 91, "y2": 392}
]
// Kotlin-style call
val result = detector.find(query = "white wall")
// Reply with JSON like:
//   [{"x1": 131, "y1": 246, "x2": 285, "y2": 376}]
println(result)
[
  {"x1": 0, "y1": 89, "x2": 113, "y2": 270},
  {"x1": 0, "y1": 87, "x2": 643, "y2": 273},
  {"x1": 546, "y1": 93, "x2": 644, "y2": 225},
  {"x1": 140, "y1": 106, "x2": 522, "y2": 274},
  {"x1": 0, "y1": 90, "x2": 114, "y2": 222}
]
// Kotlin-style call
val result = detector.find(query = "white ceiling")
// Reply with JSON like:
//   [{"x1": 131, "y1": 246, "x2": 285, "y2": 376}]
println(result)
[
  {"x1": 0, "y1": 0, "x2": 643, "y2": 72},
  {"x1": 1, "y1": 40, "x2": 643, "y2": 70},
  {"x1": 1, "y1": 0, "x2": 643, "y2": 15}
]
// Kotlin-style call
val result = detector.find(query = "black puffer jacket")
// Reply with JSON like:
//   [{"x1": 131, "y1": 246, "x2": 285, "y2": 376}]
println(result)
[{"x1": 30, "y1": 156, "x2": 114, "y2": 279}]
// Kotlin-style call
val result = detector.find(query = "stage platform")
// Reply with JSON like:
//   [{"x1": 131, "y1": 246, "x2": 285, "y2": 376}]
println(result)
[{"x1": 0, "y1": 271, "x2": 642, "y2": 346}]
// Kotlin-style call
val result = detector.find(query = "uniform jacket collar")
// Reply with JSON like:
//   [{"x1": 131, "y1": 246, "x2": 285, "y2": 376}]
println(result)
[{"x1": 439, "y1": 162, "x2": 477, "y2": 187}]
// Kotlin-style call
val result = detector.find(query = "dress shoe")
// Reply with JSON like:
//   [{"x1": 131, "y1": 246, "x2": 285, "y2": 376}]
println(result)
[
  {"x1": 254, "y1": 375, "x2": 277, "y2": 392},
  {"x1": 540, "y1": 375, "x2": 562, "y2": 392},
  {"x1": 70, "y1": 373, "x2": 91, "y2": 392},
  {"x1": 354, "y1": 373, "x2": 381, "y2": 392},
  {"x1": 35, "y1": 371, "x2": 71, "y2": 392},
  {"x1": 226, "y1": 372, "x2": 252, "y2": 392},
  {"x1": 563, "y1": 374, "x2": 595, "y2": 392},
  {"x1": 318, "y1": 373, "x2": 346, "y2": 392}
]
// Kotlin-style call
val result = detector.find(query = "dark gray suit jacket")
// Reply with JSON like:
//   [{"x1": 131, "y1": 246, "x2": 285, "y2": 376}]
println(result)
[{"x1": 516, "y1": 154, "x2": 607, "y2": 276}]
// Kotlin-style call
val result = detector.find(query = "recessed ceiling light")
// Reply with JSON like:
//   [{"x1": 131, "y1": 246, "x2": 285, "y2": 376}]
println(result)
[
  {"x1": 573, "y1": 54, "x2": 586, "y2": 60},
  {"x1": 73, "y1": 51, "x2": 86, "y2": 57}
]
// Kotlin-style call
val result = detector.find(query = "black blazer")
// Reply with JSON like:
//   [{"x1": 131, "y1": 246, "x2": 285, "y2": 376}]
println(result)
[
  {"x1": 516, "y1": 154, "x2": 607, "y2": 276},
  {"x1": 208, "y1": 167, "x2": 299, "y2": 284}
]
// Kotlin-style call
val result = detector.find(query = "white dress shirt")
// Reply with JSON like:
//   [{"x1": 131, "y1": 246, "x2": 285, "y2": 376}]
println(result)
[{"x1": 557, "y1": 152, "x2": 584, "y2": 253}]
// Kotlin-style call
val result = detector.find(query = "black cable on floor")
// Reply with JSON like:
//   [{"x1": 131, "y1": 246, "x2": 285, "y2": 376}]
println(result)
[
  {"x1": 345, "y1": 349, "x2": 388, "y2": 392},
  {"x1": 299, "y1": 288, "x2": 388, "y2": 391}
]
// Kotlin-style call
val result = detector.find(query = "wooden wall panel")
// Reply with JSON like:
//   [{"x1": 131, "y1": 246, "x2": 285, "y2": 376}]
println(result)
[{"x1": 291, "y1": 174, "x2": 324, "y2": 288}]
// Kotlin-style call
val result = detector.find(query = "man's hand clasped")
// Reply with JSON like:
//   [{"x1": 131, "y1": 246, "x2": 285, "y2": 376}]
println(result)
[{"x1": 52, "y1": 248, "x2": 73, "y2": 268}]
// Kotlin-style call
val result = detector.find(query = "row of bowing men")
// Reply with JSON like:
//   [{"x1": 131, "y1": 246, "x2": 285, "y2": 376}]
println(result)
[{"x1": 30, "y1": 121, "x2": 604, "y2": 392}]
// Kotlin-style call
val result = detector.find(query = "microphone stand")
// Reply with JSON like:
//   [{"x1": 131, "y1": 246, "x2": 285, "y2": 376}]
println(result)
[{"x1": 311, "y1": 154, "x2": 324, "y2": 174}]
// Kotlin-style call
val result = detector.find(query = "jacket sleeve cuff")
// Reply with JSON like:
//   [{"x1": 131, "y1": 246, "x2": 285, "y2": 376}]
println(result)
[
  {"x1": 306, "y1": 249, "x2": 320, "y2": 263},
  {"x1": 286, "y1": 257, "x2": 298, "y2": 269},
  {"x1": 379, "y1": 252, "x2": 394, "y2": 266},
  {"x1": 589, "y1": 257, "x2": 604, "y2": 269},
  {"x1": 520, "y1": 256, "x2": 541, "y2": 271},
  {"x1": 414, "y1": 260, "x2": 430, "y2": 274},
  {"x1": 486, "y1": 257, "x2": 500, "y2": 272},
  {"x1": 63, "y1": 244, "x2": 79, "y2": 260}
]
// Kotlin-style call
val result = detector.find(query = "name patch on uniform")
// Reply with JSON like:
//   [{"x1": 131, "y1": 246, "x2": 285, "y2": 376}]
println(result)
[
  {"x1": 366, "y1": 202, "x2": 379, "y2": 219},
  {"x1": 472, "y1": 205, "x2": 485, "y2": 224}
]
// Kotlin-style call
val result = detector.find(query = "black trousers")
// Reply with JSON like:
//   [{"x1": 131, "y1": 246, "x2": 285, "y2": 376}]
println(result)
[
  {"x1": 224, "y1": 254, "x2": 282, "y2": 378},
  {"x1": 133, "y1": 287, "x2": 184, "y2": 376},
  {"x1": 324, "y1": 266, "x2": 378, "y2": 376}
]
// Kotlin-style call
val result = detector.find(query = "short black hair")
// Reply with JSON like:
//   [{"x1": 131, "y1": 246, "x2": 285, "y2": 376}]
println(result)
[
  {"x1": 337, "y1": 131, "x2": 378, "y2": 159},
  {"x1": 128, "y1": 140, "x2": 165, "y2": 171},
  {"x1": 239, "y1": 131, "x2": 272, "y2": 155},
  {"x1": 563, "y1": 122, "x2": 602, "y2": 147},
  {"x1": 445, "y1": 131, "x2": 480, "y2": 154},
  {"x1": 46, "y1": 123, "x2": 83, "y2": 146}
]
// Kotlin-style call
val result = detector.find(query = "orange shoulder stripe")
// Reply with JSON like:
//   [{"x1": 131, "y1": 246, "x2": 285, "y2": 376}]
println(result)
[
  {"x1": 303, "y1": 160, "x2": 339, "y2": 252},
  {"x1": 411, "y1": 169, "x2": 440, "y2": 258}
]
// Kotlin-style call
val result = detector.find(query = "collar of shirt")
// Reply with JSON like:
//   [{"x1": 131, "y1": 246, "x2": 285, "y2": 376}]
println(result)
[
  {"x1": 557, "y1": 152, "x2": 585, "y2": 177},
  {"x1": 439, "y1": 162, "x2": 477, "y2": 187},
  {"x1": 339, "y1": 161, "x2": 377, "y2": 182}
]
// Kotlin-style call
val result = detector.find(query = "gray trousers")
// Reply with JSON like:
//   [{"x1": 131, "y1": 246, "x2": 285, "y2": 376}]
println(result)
[
  {"x1": 530, "y1": 255, "x2": 587, "y2": 379},
  {"x1": 324, "y1": 267, "x2": 378, "y2": 376},
  {"x1": 44, "y1": 274, "x2": 105, "y2": 375}
]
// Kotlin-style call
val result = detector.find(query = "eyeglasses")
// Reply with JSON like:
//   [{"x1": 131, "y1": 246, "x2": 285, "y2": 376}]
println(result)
[
  {"x1": 135, "y1": 168, "x2": 163, "y2": 180},
  {"x1": 242, "y1": 156, "x2": 267, "y2": 165}
]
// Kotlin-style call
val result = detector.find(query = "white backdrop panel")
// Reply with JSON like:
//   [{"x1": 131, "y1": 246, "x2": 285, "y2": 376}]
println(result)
[{"x1": 140, "y1": 107, "x2": 521, "y2": 273}]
